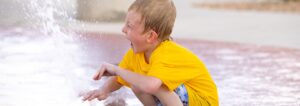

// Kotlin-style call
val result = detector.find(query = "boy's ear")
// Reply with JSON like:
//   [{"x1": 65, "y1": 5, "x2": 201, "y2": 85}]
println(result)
[{"x1": 146, "y1": 30, "x2": 158, "y2": 43}]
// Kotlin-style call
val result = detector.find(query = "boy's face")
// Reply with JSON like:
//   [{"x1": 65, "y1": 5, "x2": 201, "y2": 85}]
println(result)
[{"x1": 122, "y1": 10, "x2": 149, "y2": 53}]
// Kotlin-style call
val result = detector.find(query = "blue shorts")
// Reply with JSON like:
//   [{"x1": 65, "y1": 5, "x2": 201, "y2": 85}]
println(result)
[{"x1": 154, "y1": 84, "x2": 188, "y2": 106}]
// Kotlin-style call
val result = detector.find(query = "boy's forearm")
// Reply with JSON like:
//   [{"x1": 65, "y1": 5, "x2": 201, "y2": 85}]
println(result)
[
  {"x1": 115, "y1": 67, "x2": 162, "y2": 94},
  {"x1": 101, "y1": 76, "x2": 123, "y2": 94}
]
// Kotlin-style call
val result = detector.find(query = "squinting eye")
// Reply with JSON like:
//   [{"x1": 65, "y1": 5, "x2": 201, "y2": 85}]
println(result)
[{"x1": 127, "y1": 24, "x2": 131, "y2": 28}]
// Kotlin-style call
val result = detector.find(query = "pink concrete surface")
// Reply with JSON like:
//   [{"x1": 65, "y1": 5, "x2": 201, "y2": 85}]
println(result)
[
  {"x1": 77, "y1": 31, "x2": 300, "y2": 105},
  {"x1": 1, "y1": 27, "x2": 299, "y2": 105}
]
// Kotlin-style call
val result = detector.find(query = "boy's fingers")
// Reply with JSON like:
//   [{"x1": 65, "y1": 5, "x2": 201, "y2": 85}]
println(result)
[
  {"x1": 93, "y1": 66, "x2": 105, "y2": 80},
  {"x1": 82, "y1": 93, "x2": 92, "y2": 101},
  {"x1": 87, "y1": 94, "x2": 96, "y2": 101},
  {"x1": 83, "y1": 93, "x2": 97, "y2": 101},
  {"x1": 93, "y1": 72, "x2": 100, "y2": 80},
  {"x1": 82, "y1": 90, "x2": 96, "y2": 101},
  {"x1": 97, "y1": 94, "x2": 107, "y2": 101}
]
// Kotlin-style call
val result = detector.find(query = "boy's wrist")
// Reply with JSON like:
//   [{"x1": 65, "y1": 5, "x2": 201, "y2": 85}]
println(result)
[
  {"x1": 114, "y1": 66, "x2": 121, "y2": 76},
  {"x1": 100, "y1": 88, "x2": 110, "y2": 95}
]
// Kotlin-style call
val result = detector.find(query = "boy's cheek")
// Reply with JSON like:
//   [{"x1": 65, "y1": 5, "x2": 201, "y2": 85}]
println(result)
[{"x1": 123, "y1": 35, "x2": 130, "y2": 40}]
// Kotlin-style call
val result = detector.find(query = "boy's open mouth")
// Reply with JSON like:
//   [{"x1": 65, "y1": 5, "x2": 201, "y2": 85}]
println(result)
[{"x1": 130, "y1": 43, "x2": 133, "y2": 48}]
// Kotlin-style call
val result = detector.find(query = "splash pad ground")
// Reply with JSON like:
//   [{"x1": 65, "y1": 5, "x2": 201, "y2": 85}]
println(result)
[{"x1": 0, "y1": 27, "x2": 300, "y2": 106}]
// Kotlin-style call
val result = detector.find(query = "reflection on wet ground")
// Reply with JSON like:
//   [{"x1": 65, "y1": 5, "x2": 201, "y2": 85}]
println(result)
[
  {"x1": 176, "y1": 39, "x2": 300, "y2": 105},
  {"x1": 1, "y1": 27, "x2": 299, "y2": 106}
]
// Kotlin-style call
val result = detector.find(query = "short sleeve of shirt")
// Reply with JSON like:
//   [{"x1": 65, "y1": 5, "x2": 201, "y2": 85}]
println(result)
[
  {"x1": 116, "y1": 49, "x2": 133, "y2": 87},
  {"x1": 147, "y1": 46, "x2": 203, "y2": 91}
]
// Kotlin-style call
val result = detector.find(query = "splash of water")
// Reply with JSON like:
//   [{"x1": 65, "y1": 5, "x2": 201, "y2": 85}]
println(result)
[
  {"x1": 0, "y1": 0, "x2": 93, "y2": 106},
  {"x1": 0, "y1": 0, "x2": 142, "y2": 105},
  {"x1": 23, "y1": 0, "x2": 75, "y2": 37}
]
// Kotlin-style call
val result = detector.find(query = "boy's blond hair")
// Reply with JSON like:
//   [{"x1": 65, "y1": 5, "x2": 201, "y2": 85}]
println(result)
[{"x1": 129, "y1": 0, "x2": 176, "y2": 41}]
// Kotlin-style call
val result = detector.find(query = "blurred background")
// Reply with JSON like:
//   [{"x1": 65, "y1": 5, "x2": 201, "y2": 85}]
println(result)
[
  {"x1": 1, "y1": 0, "x2": 299, "y2": 49},
  {"x1": 0, "y1": 0, "x2": 300, "y2": 106}
]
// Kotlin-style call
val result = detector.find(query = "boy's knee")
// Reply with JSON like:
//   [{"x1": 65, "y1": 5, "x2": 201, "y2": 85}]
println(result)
[
  {"x1": 131, "y1": 86, "x2": 143, "y2": 94},
  {"x1": 154, "y1": 85, "x2": 170, "y2": 95},
  {"x1": 153, "y1": 86, "x2": 184, "y2": 106}
]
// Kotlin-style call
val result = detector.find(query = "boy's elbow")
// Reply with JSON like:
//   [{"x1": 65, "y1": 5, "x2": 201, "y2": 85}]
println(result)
[
  {"x1": 141, "y1": 85, "x2": 158, "y2": 94},
  {"x1": 140, "y1": 77, "x2": 162, "y2": 94}
]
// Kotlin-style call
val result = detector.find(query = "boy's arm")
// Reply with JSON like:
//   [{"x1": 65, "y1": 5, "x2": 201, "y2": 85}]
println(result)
[
  {"x1": 101, "y1": 76, "x2": 123, "y2": 93},
  {"x1": 116, "y1": 67, "x2": 162, "y2": 94},
  {"x1": 93, "y1": 62, "x2": 163, "y2": 95}
]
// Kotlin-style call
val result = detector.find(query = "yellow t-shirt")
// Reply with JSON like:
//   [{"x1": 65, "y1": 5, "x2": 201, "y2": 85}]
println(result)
[{"x1": 117, "y1": 40, "x2": 218, "y2": 106}]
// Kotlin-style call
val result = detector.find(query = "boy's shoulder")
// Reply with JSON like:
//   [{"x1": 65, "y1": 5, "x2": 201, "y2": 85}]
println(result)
[
  {"x1": 156, "y1": 40, "x2": 193, "y2": 54},
  {"x1": 150, "y1": 40, "x2": 203, "y2": 66},
  {"x1": 153, "y1": 40, "x2": 199, "y2": 59}
]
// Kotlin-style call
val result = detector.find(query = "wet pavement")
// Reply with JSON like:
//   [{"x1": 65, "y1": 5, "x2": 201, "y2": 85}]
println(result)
[
  {"x1": 78, "y1": 29, "x2": 300, "y2": 105},
  {"x1": 1, "y1": 27, "x2": 300, "y2": 106}
]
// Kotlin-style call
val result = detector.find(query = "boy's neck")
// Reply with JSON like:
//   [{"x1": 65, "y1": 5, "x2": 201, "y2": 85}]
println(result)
[{"x1": 144, "y1": 40, "x2": 162, "y2": 64}]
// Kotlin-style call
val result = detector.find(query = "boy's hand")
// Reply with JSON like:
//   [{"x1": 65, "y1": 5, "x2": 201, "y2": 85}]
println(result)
[
  {"x1": 82, "y1": 89, "x2": 109, "y2": 101},
  {"x1": 93, "y1": 62, "x2": 119, "y2": 80}
]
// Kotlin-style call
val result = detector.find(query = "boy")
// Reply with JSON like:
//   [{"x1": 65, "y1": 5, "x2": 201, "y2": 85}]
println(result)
[{"x1": 82, "y1": 0, "x2": 218, "y2": 106}]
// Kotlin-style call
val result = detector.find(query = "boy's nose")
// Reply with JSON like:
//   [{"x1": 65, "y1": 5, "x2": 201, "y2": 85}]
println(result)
[{"x1": 122, "y1": 26, "x2": 127, "y2": 34}]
